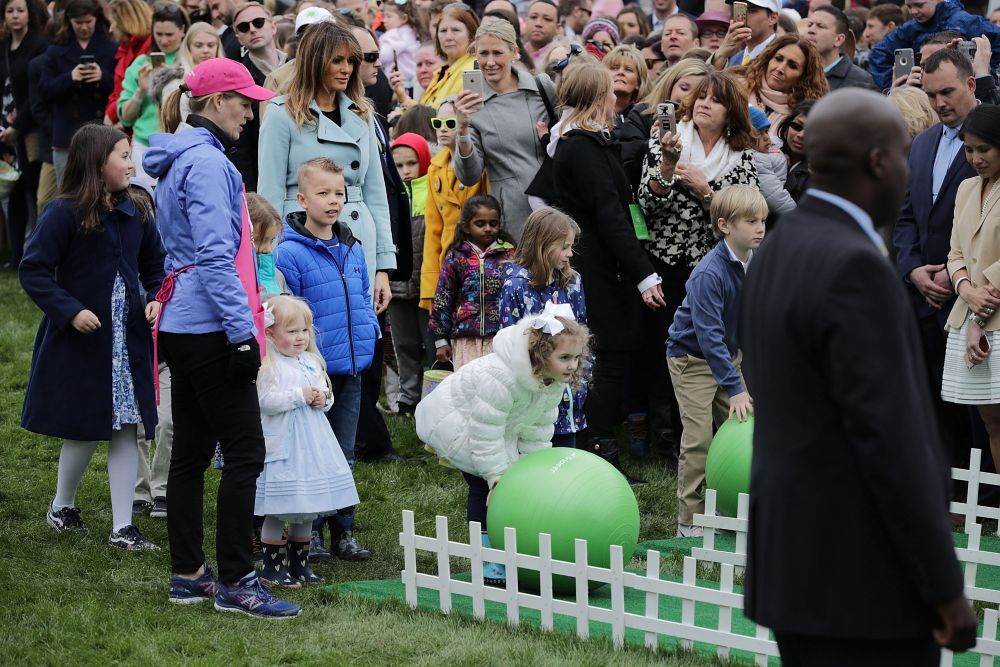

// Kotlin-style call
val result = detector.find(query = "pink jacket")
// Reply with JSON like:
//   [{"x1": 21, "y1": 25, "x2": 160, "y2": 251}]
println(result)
[{"x1": 379, "y1": 25, "x2": 419, "y2": 83}]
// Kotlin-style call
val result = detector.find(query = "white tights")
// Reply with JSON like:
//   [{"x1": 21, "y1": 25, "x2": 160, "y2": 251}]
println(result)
[
  {"x1": 261, "y1": 516, "x2": 312, "y2": 543},
  {"x1": 53, "y1": 425, "x2": 139, "y2": 532}
]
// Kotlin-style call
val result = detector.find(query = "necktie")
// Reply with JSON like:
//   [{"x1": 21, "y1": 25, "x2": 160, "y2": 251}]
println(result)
[{"x1": 741, "y1": 50, "x2": 751, "y2": 66}]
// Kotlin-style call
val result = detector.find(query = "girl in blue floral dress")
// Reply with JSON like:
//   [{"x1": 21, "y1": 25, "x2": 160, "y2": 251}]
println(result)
[
  {"x1": 20, "y1": 125, "x2": 165, "y2": 550},
  {"x1": 500, "y1": 207, "x2": 588, "y2": 448}
]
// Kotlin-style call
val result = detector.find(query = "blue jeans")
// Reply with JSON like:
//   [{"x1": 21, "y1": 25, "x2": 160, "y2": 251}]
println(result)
[{"x1": 315, "y1": 373, "x2": 361, "y2": 536}]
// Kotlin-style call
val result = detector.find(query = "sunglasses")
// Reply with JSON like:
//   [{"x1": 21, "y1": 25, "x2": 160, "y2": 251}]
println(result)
[
  {"x1": 645, "y1": 57, "x2": 664, "y2": 70},
  {"x1": 788, "y1": 121, "x2": 805, "y2": 132},
  {"x1": 431, "y1": 117, "x2": 457, "y2": 129},
  {"x1": 235, "y1": 16, "x2": 267, "y2": 33},
  {"x1": 553, "y1": 43, "x2": 583, "y2": 72},
  {"x1": 586, "y1": 39, "x2": 612, "y2": 53},
  {"x1": 361, "y1": 51, "x2": 380, "y2": 63}
]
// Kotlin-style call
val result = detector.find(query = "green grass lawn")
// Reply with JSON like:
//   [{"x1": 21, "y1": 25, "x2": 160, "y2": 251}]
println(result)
[{"x1": 0, "y1": 272, "x2": 729, "y2": 666}]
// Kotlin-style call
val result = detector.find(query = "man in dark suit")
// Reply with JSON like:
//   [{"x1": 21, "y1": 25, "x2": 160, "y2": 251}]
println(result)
[
  {"x1": 740, "y1": 89, "x2": 976, "y2": 665},
  {"x1": 893, "y1": 48, "x2": 979, "y2": 472}
]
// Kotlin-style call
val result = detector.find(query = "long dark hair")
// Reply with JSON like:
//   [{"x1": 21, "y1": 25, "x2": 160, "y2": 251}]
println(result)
[
  {"x1": 60, "y1": 124, "x2": 146, "y2": 234},
  {"x1": 56, "y1": 0, "x2": 110, "y2": 44},
  {"x1": 2, "y1": 0, "x2": 49, "y2": 34},
  {"x1": 448, "y1": 194, "x2": 514, "y2": 252},
  {"x1": 777, "y1": 99, "x2": 816, "y2": 161}
]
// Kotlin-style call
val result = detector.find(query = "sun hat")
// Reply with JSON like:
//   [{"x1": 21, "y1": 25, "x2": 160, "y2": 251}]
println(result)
[
  {"x1": 295, "y1": 6, "x2": 335, "y2": 34},
  {"x1": 185, "y1": 58, "x2": 275, "y2": 101}
]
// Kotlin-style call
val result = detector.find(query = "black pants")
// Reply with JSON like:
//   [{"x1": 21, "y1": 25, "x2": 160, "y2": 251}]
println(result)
[
  {"x1": 774, "y1": 632, "x2": 938, "y2": 667},
  {"x1": 5, "y1": 159, "x2": 40, "y2": 267},
  {"x1": 581, "y1": 349, "x2": 630, "y2": 443},
  {"x1": 356, "y1": 328, "x2": 396, "y2": 461},
  {"x1": 160, "y1": 331, "x2": 265, "y2": 586},
  {"x1": 464, "y1": 472, "x2": 489, "y2": 529}
]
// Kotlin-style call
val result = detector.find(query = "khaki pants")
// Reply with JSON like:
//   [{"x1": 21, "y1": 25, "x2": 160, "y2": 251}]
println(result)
[
  {"x1": 36, "y1": 162, "x2": 57, "y2": 213},
  {"x1": 668, "y1": 352, "x2": 744, "y2": 525},
  {"x1": 135, "y1": 364, "x2": 173, "y2": 502}
]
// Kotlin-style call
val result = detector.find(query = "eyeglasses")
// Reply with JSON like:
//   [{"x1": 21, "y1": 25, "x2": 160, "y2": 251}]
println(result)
[
  {"x1": 578, "y1": 6, "x2": 591, "y2": 17},
  {"x1": 701, "y1": 28, "x2": 727, "y2": 39},
  {"x1": 553, "y1": 43, "x2": 583, "y2": 72},
  {"x1": 361, "y1": 51, "x2": 380, "y2": 63},
  {"x1": 645, "y1": 57, "x2": 664, "y2": 70},
  {"x1": 431, "y1": 117, "x2": 457, "y2": 129},
  {"x1": 235, "y1": 16, "x2": 267, "y2": 33}
]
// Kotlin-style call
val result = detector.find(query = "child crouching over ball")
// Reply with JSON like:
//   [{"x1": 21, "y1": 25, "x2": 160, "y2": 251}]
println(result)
[
  {"x1": 255, "y1": 295, "x2": 360, "y2": 587},
  {"x1": 667, "y1": 184, "x2": 767, "y2": 538},
  {"x1": 415, "y1": 302, "x2": 589, "y2": 583}
]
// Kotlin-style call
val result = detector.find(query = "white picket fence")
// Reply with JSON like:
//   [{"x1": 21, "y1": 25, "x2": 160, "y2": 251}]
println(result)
[
  {"x1": 396, "y1": 447, "x2": 1000, "y2": 666},
  {"x1": 398, "y1": 510, "x2": 779, "y2": 665}
]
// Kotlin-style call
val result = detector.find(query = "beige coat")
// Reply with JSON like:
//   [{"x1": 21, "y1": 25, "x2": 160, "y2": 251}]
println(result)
[{"x1": 947, "y1": 176, "x2": 1000, "y2": 330}]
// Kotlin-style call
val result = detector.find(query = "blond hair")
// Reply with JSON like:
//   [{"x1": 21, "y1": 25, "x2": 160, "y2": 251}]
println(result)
[
  {"x1": 259, "y1": 295, "x2": 333, "y2": 391},
  {"x1": 603, "y1": 44, "x2": 649, "y2": 104},
  {"x1": 246, "y1": 192, "x2": 282, "y2": 250},
  {"x1": 710, "y1": 185, "x2": 769, "y2": 239},
  {"x1": 526, "y1": 317, "x2": 590, "y2": 390},
  {"x1": 510, "y1": 207, "x2": 581, "y2": 290},
  {"x1": 641, "y1": 56, "x2": 710, "y2": 116},
  {"x1": 286, "y1": 21, "x2": 372, "y2": 127},
  {"x1": 179, "y1": 22, "x2": 222, "y2": 71},
  {"x1": 297, "y1": 157, "x2": 345, "y2": 188},
  {"x1": 110, "y1": 0, "x2": 153, "y2": 40},
  {"x1": 160, "y1": 88, "x2": 238, "y2": 134},
  {"x1": 474, "y1": 15, "x2": 517, "y2": 50},
  {"x1": 888, "y1": 86, "x2": 937, "y2": 139},
  {"x1": 555, "y1": 57, "x2": 612, "y2": 135}
]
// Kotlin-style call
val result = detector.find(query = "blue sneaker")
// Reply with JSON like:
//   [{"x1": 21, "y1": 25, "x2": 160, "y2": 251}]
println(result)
[
  {"x1": 480, "y1": 534, "x2": 506, "y2": 586},
  {"x1": 214, "y1": 572, "x2": 301, "y2": 619},
  {"x1": 169, "y1": 566, "x2": 219, "y2": 605}
]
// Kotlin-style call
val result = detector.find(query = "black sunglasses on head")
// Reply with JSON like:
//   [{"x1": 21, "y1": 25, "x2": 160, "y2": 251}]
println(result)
[
  {"x1": 235, "y1": 16, "x2": 267, "y2": 33},
  {"x1": 553, "y1": 43, "x2": 583, "y2": 72}
]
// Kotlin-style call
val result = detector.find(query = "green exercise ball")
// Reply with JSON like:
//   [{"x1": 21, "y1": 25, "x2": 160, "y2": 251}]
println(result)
[
  {"x1": 705, "y1": 416, "x2": 754, "y2": 517},
  {"x1": 486, "y1": 448, "x2": 640, "y2": 595}
]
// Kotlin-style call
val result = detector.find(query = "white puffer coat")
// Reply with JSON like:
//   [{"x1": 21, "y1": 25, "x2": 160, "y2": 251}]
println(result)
[{"x1": 415, "y1": 317, "x2": 566, "y2": 485}]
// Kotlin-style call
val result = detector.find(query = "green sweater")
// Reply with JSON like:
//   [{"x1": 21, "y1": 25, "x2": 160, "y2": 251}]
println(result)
[{"x1": 117, "y1": 51, "x2": 178, "y2": 146}]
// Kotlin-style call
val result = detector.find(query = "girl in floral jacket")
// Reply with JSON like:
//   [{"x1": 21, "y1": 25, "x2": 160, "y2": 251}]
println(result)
[{"x1": 429, "y1": 195, "x2": 516, "y2": 368}]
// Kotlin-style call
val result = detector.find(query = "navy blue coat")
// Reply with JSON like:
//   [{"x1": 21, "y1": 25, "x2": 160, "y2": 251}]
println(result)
[
  {"x1": 893, "y1": 122, "x2": 976, "y2": 324},
  {"x1": 37, "y1": 33, "x2": 117, "y2": 149},
  {"x1": 20, "y1": 196, "x2": 166, "y2": 441}
]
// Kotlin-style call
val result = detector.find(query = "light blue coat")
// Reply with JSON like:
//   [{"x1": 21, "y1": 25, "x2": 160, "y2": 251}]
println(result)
[{"x1": 258, "y1": 92, "x2": 397, "y2": 293}]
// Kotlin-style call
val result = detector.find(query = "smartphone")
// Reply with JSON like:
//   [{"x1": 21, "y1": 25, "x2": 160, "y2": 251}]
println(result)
[
  {"x1": 462, "y1": 70, "x2": 484, "y2": 111},
  {"x1": 958, "y1": 40, "x2": 976, "y2": 61},
  {"x1": 149, "y1": 51, "x2": 166, "y2": 69},
  {"x1": 393, "y1": 49, "x2": 399, "y2": 72},
  {"x1": 733, "y1": 1, "x2": 748, "y2": 24},
  {"x1": 657, "y1": 102, "x2": 676, "y2": 136},
  {"x1": 981, "y1": 333, "x2": 992, "y2": 355},
  {"x1": 894, "y1": 48, "x2": 914, "y2": 79},
  {"x1": 78, "y1": 54, "x2": 95, "y2": 66}
]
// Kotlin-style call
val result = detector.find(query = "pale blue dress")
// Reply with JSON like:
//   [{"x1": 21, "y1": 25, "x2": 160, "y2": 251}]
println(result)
[
  {"x1": 110, "y1": 273, "x2": 141, "y2": 430},
  {"x1": 254, "y1": 350, "x2": 360, "y2": 523}
]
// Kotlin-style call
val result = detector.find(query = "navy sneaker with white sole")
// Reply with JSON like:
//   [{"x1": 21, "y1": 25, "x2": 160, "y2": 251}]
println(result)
[
  {"x1": 169, "y1": 566, "x2": 219, "y2": 604},
  {"x1": 108, "y1": 524, "x2": 160, "y2": 551},
  {"x1": 214, "y1": 572, "x2": 301, "y2": 619},
  {"x1": 47, "y1": 504, "x2": 88, "y2": 534}
]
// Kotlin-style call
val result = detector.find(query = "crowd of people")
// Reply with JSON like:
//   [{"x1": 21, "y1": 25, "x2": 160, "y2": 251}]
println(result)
[{"x1": 6, "y1": 0, "x2": 1000, "y2": 642}]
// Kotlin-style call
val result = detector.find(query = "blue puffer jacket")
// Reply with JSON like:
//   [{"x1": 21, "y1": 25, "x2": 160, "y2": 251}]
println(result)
[
  {"x1": 143, "y1": 123, "x2": 255, "y2": 343},
  {"x1": 869, "y1": 0, "x2": 1000, "y2": 91},
  {"x1": 275, "y1": 212, "x2": 380, "y2": 376}
]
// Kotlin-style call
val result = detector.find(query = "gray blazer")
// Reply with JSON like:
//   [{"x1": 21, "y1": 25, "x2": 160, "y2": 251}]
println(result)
[{"x1": 454, "y1": 68, "x2": 556, "y2": 240}]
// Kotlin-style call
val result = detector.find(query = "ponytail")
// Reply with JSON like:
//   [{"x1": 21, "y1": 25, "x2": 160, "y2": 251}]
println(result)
[{"x1": 159, "y1": 85, "x2": 186, "y2": 134}]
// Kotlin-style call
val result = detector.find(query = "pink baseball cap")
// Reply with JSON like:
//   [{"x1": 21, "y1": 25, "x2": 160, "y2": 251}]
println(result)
[{"x1": 185, "y1": 58, "x2": 275, "y2": 102}]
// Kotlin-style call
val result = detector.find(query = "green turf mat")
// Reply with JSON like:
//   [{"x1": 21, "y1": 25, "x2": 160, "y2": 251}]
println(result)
[
  {"x1": 339, "y1": 570, "x2": 993, "y2": 666},
  {"x1": 339, "y1": 571, "x2": 778, "y2": 665}
]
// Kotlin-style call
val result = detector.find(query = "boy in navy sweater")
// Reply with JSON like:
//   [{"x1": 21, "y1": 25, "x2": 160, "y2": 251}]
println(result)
[{"x1": 667, "y1": 185, "x2": 767, "y2": 537}]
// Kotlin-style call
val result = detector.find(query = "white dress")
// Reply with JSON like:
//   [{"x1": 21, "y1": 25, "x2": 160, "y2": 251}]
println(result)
[{"x1": 255, "y1": 350, "x2": 360, "y2": 522}]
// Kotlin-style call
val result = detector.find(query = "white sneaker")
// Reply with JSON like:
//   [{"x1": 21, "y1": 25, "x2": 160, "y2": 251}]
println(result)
[{"x1": 676, "y1": 524, "x2": 704, "y2": 538}]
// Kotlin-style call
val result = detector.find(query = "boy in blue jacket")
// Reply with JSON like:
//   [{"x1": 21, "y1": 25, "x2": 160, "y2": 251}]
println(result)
[
  {"x1": 667, "y1": 185, "x2": 767, "y2": 537},
  {"x1": 274, "y1": 157, "x2": 381, "y2": 562},
  {"x1": 868, "y1": 0, "x2": 1000, "y2": 91}
]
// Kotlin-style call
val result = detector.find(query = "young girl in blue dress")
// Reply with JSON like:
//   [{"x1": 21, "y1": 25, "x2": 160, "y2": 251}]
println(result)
[
  {"x1": 20, "y1": 124, "x2": 166, "y2": 550},
  {"x1": 500, "y1": 207, "x2": 588, "y2": 448},
  {"x1": 255, "y1": 295, "x2": 360, "y2": 587}
]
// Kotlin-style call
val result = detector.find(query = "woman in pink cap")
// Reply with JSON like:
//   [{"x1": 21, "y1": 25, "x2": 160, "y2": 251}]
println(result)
[{"x1": 141, "y1": 58, "x2": 301, "y2": 620}]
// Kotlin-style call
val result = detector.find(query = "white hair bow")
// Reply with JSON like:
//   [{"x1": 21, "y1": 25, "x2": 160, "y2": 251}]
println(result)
[
  {"x1": 531, "y1": 301, "x2": 575, "y2": 336},
  {"x1": 263, "y1": 301, "x2": 275, "y2": 328}
]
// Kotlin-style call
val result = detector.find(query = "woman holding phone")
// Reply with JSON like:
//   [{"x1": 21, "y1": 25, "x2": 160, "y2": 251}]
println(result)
[
  {"x1": 417, "y1": 2, "x2": 478, "y2": 109},
  {"x1": 453, "y1": 17, "x2": 554, "y2": 240},
  {"x1": 118, "y1": 2, "x2": 189, "y2": 187},
  {"x1": 38, "y1": 0, "x2": 117, "y2": 187}
]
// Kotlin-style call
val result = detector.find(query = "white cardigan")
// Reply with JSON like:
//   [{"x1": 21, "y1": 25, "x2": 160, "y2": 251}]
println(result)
[{"x1": 257, "y1": 349, "x2": 333, "y2": 463}]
